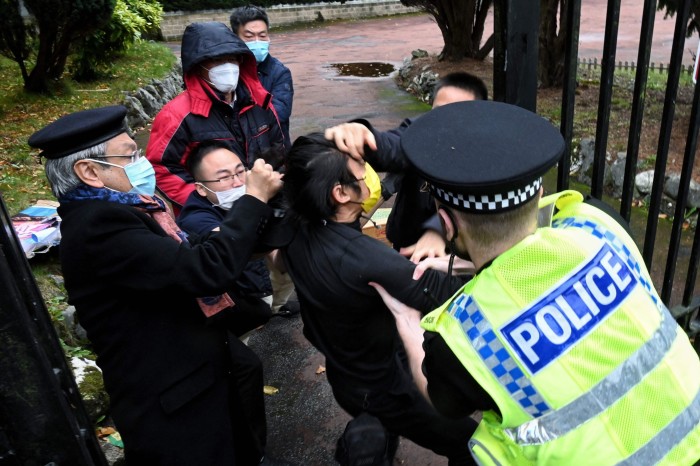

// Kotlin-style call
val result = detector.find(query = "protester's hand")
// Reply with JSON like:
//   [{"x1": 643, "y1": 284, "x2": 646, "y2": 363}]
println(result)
[
  {"x1": 245, "y1": 159, "x2": 283, "y2": 203},
  {"x1": 399, "y1": 230, "x2": 447, "y2": 264},
  {"x1": 369, "y1": 282, "x2": 422, "y2": 324},
  {"x1": 324, "y1": 123, "x2": 377, "y2": 160},
  {"x1": 412, "y1": 256, "x2": 476, "y2": 280}
]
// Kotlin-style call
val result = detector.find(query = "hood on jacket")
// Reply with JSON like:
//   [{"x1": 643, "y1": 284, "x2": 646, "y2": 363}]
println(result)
[{"x1": 181, "y1": 21, "x2": 255, "y2": 76}]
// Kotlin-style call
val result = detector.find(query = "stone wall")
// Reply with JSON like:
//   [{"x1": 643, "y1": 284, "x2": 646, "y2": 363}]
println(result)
[{"x1": 160, "y1": 0, "x2": 419, "y2": 40}]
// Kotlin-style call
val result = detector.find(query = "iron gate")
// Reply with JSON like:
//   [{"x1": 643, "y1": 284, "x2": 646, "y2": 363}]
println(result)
[{"x1": 494, "y1": 0, "x2": 700, "y2": 352}]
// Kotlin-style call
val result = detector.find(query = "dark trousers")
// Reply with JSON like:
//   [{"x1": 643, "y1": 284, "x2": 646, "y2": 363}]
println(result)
[
  {"x1": 328, "y1": 355, "x2": 477, "y2": 466},
  {"x1": 228, "y1": 333, "x2": 267, "y2": 466}
]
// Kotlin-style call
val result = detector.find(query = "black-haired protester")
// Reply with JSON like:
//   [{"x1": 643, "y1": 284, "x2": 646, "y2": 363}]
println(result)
[
  {"x1": 279, "y1": 133, "x2": 478, "y2": 465},
  {"x1": 372, "y1": 101, "x2": 700, "y2": 465},
  {"x1": 30, "y1": 106, "x2": 290, "y2": 465},
  {"x1": 325, "y1": 72, "x2": 488, "y2": 263}
]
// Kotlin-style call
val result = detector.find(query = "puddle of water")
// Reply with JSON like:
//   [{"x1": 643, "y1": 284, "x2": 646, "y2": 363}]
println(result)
[{"x1": 328, "y1": 62, "x2": 395, "y2": 78}]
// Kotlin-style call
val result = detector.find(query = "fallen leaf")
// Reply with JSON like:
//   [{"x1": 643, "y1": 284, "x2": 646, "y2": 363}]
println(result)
[
  {"x1": 96, "y1": 427, "x2": 115, "y2": 438},
  {"x1": 263, "y1": 385, "x2": 279, "y2": 395},
  {"x1": 316, "y1": 364, "x2": 326, "y2": 374},
  {"x1": 658, "y1": 213, "x2": 668, "y2": 219}
]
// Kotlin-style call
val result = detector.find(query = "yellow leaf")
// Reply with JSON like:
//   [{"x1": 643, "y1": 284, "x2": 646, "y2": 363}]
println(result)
[
  {"x1": 263, "y1": 385, "x2": 279, "y2": 395},
  {"x1": 96, "y1": 426, "x2": 115, "y2": 438},
  {"x1": 316, "y1": 364, "x2": 326, "y2": 374}
]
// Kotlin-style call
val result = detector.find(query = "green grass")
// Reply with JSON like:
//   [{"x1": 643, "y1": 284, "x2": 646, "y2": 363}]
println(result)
[{"x1": 0, "y1": 40, "x2": 176, "y2": 215}]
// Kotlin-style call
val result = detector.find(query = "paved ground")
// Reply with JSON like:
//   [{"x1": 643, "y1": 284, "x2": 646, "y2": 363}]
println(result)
[{"x1": 154, "y1": 9, "x2": 691, "y2": 465}]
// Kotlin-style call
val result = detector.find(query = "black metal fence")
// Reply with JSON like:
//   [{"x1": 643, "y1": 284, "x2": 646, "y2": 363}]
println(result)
[{"x1": 495, "y1": 0, "x2": 700, "y2": 352}]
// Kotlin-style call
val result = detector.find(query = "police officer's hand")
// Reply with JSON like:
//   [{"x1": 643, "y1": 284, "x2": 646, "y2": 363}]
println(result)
[
  {"x1": 412, "y1": 256, "x2": 476, "y2": 280},
  {"x1": 369, "y1": 282, "x2": 422, "y2": 324},
  {"x1": 400, "y1": 230, "x2": 448, "y2": 264},
  {"x1": 245, "y1": 159, "x2": 283, "y2": 203},
  {"x1": 324, "y1": 123, "x2": 377, "y2": 160}
]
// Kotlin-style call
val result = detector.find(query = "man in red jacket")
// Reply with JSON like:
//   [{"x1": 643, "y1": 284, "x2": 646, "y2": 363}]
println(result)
[{"x1": 147, "y1": 21, "x2": 287, "y2": 215}]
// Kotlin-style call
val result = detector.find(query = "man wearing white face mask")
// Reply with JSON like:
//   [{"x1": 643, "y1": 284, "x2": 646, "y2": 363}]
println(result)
[
  {"x1": 178, "y1": 140, "x2": 274, "y2": 330},
  {"x1": 178, "y1": 140, "x2": 286, "y2": 466},
  {"x1": 147, "y1": 21, "x2": 287, "y2": 217},
  {"x1": 231, "y1": 5, "x2": 294, "y2": 148}
]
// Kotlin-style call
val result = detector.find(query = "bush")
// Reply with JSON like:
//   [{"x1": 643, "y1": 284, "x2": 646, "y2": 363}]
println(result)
[{"x1": 72, "y1": 0, "x2": 163, "y2": 81}]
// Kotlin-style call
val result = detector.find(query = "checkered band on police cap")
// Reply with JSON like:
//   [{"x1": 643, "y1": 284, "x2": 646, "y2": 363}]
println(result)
[
  {"x1": 401, "y1": 101, "x2": 564, "y2": 214},
  {"x1": 432, "y1": 177, "x2": 542, "y2": 213}
]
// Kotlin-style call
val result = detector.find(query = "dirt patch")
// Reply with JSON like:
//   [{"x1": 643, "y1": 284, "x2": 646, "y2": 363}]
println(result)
[{"x1": 398, "y1": 55, "x2": 700, "y2": 183}]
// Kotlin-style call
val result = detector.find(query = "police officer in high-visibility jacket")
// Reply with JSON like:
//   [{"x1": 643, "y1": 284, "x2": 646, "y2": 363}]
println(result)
[{"x1": 370, "y1": 101, "x2": 700, "y2": 465}]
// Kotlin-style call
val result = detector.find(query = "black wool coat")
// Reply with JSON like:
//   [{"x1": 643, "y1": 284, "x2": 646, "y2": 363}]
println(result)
[{"x1": 58, "y1": 195, "x2": 272, "y2": 465}]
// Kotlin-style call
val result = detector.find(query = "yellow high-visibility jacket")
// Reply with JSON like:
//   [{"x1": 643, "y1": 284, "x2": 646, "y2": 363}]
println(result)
[{"x1": 422, "y1": 191, "x2": 700, "y2": 465}]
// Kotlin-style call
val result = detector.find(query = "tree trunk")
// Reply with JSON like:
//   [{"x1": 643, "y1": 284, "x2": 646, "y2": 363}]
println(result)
[
  {"x1": 538, "y1": 0, "x2": 567, "y2": 88},
  {"x1": 471, "y1": 0, "x2": 493, "y2": 57},
  {"x1": 402, "y1": 0, "x2": 493, "y2": 61},
  {"x1": 24, "y1": 25, "x2": 55, "y2": 93}
]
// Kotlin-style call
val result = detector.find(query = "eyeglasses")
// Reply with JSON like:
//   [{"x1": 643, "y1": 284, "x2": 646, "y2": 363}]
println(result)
[
  {"x1": 197, "y1": 169, "x2": 247, "y2": 186},
  {"x1": 94, "y1": 149, "x2": 142, "y2": 165}
]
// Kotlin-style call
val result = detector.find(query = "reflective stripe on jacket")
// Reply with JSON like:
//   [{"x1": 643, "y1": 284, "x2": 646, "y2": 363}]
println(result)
[{"x1": 422, "y1": 191, "x2": 700, "y2": 465}]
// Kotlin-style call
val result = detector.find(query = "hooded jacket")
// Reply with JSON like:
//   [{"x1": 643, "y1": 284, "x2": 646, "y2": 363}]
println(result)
[{"x1": 147, "y1": 22, "x2": 286, "y2": 211}]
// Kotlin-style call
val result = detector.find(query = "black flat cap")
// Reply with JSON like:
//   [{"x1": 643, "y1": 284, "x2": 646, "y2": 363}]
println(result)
[
  {"x1": 28, "y1": 105, "x2": 128, "y2": 159},
  {"x1": 401, "y1": 101, "x2": 565, "y2": 213}
]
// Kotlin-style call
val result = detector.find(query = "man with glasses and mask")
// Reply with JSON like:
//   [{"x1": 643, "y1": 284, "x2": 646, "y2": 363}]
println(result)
[
  {"x1": 147, "y1": 21, "x2": 287, "y2": 216},
  {"x1": 30, "y1": 105, "x2": 289, "y2": 465},
  {"x1": 177, "y1": 140, "x2": 285, "y2": 465}
]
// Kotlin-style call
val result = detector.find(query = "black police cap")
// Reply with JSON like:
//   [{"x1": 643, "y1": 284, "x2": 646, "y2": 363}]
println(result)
[
  {"x1": 28, "y1": 105, "x2": 128, "y2": 159},
  {"x1": 401, "y1": 101, "x2": 565, "y2": 213}
]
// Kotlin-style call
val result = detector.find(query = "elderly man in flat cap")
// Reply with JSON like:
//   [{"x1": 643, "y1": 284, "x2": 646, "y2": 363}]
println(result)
[
  {"x1": 29, "y1": 105, "x2": 287, "y2": 465},
  {"x1": 371, "y1": 101, "x2": 700, "y2": 465}
]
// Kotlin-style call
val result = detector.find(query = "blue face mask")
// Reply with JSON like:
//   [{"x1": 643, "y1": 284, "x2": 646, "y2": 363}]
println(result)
[
  {"x1": 245, "y1": 40, "x2": 270, "y2": 63},
  {"x1": 124, "y1": 156, "x2": 156, "y2": 196},
  {"x1": 92, "y1": 155, "x2": 156, "y2": 196}
]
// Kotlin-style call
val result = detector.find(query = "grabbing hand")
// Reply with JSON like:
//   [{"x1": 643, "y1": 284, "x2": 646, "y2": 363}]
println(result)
[
  {"x1": 369, "y1": 282, "x2": 422, "y2": 323},
  {"x1": 412, "y1": 255, "x2": 476, "y2": 280},
  {"x1": 324, "y1": 123, "x2": 377, "y2": 160},
  {"x1": 245, "y1": 158, "x2": 283, "y2": 203},
  {"x1": 399, "y1": 230, "x2": 447, "y2": 264}
]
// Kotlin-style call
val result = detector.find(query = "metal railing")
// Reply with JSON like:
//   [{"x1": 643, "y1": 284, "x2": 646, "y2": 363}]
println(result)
[{"x1": 495, "y1": 0, "x2": 699, "y2": 352}]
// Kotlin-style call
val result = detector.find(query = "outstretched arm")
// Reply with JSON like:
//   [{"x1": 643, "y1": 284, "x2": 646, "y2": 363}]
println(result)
[{"x1": 369, "y1": 282, "x2": 430, "y2": 400}]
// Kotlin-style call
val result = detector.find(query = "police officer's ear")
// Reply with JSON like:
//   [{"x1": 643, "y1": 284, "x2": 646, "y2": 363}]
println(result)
[{"x1": 437, "y1": 204, "x2": 458, "y2": 243}]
